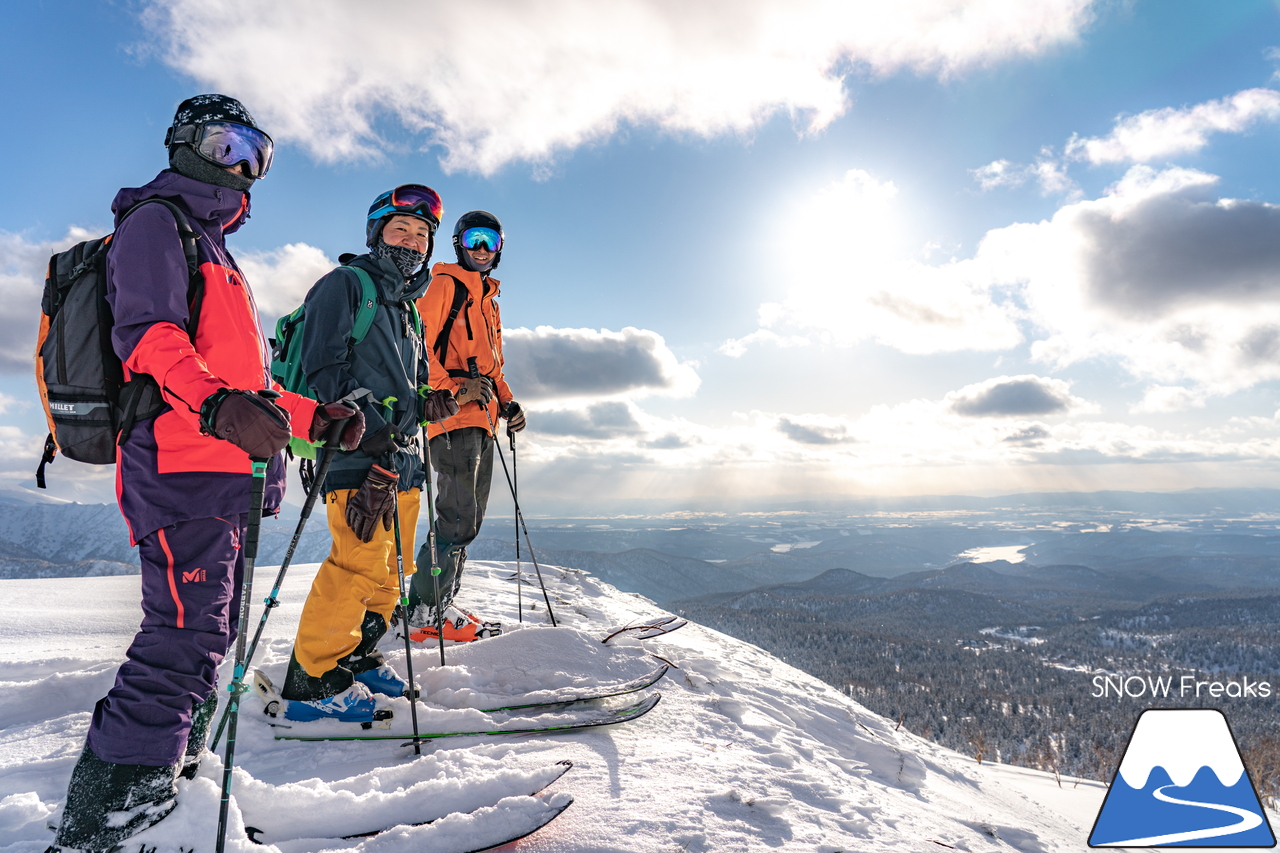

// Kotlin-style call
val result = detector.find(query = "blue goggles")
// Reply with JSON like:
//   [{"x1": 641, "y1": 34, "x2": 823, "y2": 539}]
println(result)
[
  {"x1": 166, "y1": 121, "x2": 274, "y2": 179},
  {"x1": 460, "y1": 227, "x2": 502, "y2": 252}
]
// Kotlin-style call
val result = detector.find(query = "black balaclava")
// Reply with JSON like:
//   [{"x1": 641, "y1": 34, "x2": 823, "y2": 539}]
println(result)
[
  {"x1": 458, "y1": 249, "x2": 495, "y2": 274},
  {"x1": 370, "y1": 237, "x2": 426, "y2": 280},
  {"x1": 167, "y1": 94, "x2": 259, "y2": 192}
]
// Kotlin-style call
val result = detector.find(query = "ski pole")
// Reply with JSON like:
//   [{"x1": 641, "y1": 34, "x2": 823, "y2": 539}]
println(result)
[
  {"x1": 390, "y1": 486, "x2": 423, "y2": 754},
  {"x1": 512, "y1": 429, "x2": 522, "y2": 624},
  {"x1": 216, "y1": 456, "x2": 268, "y2": 853},
  {"x1": 467, "y1": 358, "x2": 556, "y2": 627},
  {"x1": 210, "y1": 419, "x2": 348, "y2": 751},
  {"x1": 422, "y1": 430, "x2": 447, "y2": 667}
]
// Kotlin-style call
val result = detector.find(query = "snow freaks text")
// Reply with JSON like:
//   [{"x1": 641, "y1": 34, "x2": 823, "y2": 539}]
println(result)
[{"x1": 1091, "y1": 674, "x2": 1272, "y2": 700}]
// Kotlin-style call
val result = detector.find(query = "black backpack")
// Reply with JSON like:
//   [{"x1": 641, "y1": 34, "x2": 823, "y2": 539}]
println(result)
[{"x1": 35, "y1": 199, "x2": 202, "y2": 487}]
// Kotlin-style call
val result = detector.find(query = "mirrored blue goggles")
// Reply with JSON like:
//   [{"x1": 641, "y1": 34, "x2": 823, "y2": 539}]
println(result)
[
  {"x1": 460, "y1": 227, "x2": 502, "y2": 252},
  {"x1": 168, "y1": 121, "x2": 274, "y2": 179}
]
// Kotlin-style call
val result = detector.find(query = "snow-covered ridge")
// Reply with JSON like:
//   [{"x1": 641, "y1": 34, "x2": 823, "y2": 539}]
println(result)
[{"x1": 0, "y1": 560, "x2": 1110, "y2": 851}]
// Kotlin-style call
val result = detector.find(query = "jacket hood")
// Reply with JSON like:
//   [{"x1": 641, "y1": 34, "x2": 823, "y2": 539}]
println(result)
[
  {"x1": 432, "y1": 261, "x2": 501, "y2": 298},
  {"x1": 112, "y1": 170, "x2": 251, "y2": 235}
]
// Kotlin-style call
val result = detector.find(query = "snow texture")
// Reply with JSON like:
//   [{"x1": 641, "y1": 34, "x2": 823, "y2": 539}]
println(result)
[{"x1": 0, "y1": 559, "x2": 1118, "y2": 851}]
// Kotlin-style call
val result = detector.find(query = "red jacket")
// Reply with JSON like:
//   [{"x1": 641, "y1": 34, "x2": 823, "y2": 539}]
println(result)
[{"x1": 107, "y1": 171, "x2": 316, "y2": 541}]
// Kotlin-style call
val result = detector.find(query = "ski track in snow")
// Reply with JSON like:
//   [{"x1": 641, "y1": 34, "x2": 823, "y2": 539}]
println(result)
[{"x1": 0, "y1": 559, "x2": 1161, "y2": 851}]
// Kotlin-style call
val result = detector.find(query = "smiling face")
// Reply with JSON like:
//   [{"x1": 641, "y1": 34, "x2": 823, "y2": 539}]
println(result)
[
  {"x1": 465, "y1": 245, "x2": 495, "y2": 268},
  {"x1": 381, "y1": 214, "x2": 432, "y2": 253}
]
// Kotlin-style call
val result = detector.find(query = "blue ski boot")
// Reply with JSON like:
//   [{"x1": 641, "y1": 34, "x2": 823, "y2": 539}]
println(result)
[
  {"x1": 354, "y1": 663, "x2": 413, "y2": 699},
  {"x1": 283, "y1": 683, "x2": 378, "y2": 723}
]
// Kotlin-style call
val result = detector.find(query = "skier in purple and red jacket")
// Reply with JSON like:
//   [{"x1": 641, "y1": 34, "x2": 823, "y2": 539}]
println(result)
[{"x1": 50, "y1": 94, "x2": 365, "y2": 852}]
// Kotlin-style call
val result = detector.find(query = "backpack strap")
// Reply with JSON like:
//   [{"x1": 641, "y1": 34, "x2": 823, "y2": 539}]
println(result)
[
  {"x1": 113, "y1": 199, "x2": 203, "y2": 446},
  {"x1": 341, "y1": 265, "x2": 380, "y2": 346},
  {"x1": 432, "y1": 273, "x2": 469, "y2": 362}
]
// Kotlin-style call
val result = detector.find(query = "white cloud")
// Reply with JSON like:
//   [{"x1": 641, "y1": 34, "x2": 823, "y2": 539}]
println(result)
[
  {"x1": 728, "y1": 169, "x2": 1024, "y2": 355},
  {"x1": 972, "y1": 147, "x2": 1076, "y2": 195},
  {"x1": 1131, "y1": 385, "x2": 1207, "y2": 414},
  {"x1": 1066, "y1": 88, "x2": 1280, "y2": 165},
  {"x1": 974, "y1": 88, "x2": 1280, "y2": 199},
  {"x1": 502, "y1": 326, "x2": 700, "y2": 403},
  {"x1": 236, "y1": 243, "x2": 336, "y2": 323},
  {"x1": 141, "y1": 0, "x2": 1097, "y2": 174}
]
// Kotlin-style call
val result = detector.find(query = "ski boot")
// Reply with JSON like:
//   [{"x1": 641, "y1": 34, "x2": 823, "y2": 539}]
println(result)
[
  {"x1": 280, "y1": 652, "x2": 383, "y2": 723},
  {"x1": 283, "y1": 682, "x2": 379, "y2": 723},
  {"x1": 354, "y1": 663, "x2": 416, "y2": 699},
  {"x1": 406, "y1": 604, "x2": 502, "y2": 644}
]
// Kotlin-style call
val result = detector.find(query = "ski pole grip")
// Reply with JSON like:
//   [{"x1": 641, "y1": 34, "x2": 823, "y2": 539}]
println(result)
[
  {"x1": 322, "y1": 415, "x2": 351, "y2": 447},
  {"x1": 467, "y1": 357, "x2": 480, "y2": 380}
]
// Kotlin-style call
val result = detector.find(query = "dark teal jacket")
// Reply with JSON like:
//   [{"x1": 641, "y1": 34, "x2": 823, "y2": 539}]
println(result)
[{"x1": 300, "y1": 254, "x2": 429, "y2": 492}]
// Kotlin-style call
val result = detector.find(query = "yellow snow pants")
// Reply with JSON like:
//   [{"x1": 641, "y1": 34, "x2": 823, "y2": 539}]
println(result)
[{"x1": 293, "y1": 487, "x2": 419, "y2": 678}]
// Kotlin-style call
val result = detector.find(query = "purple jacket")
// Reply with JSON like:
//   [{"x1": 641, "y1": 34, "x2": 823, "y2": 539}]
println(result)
[{"x1": 106, "y1": 171, "x2": 316, "y2": 542}]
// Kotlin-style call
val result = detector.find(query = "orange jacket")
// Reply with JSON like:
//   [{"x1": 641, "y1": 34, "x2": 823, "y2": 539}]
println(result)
[{"x1": 416, "y1": 262, "x2": 513, "y2": 438}]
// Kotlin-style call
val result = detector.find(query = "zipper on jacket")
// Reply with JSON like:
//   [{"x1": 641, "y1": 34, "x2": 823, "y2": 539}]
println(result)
[{"x1": 464, "y1": 298, "x2": 474, "y2": 340}]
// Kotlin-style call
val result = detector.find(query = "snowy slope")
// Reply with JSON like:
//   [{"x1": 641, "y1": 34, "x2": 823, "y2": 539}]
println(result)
[{"x1": 0, "y1": 558, "x2": 1122, "y2": 852}]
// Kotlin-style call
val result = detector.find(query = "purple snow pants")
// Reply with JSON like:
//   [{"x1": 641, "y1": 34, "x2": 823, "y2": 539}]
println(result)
[{"x1": 86, "y1": 514, "x2": 246, "y2": 766}]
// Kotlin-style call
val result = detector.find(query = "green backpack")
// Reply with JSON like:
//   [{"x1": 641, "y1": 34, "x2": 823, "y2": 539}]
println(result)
[{"x1": 269, "y1": 264, "x2": 421, "y2": 457}]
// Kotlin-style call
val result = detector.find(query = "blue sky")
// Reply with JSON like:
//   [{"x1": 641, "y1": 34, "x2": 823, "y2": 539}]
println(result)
[{"x1": 6, "y1": 1, "x2": 1280, "y2": 510}]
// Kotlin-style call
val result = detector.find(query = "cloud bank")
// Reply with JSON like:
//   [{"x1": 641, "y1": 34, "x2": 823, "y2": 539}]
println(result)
[
  {"x1": 731, "y1": 163, "x2": 1280, "y2": 405},
  {"x1": 502, "y1": 326, "x2": 699, "y2": 403},
  {"x1": 142, "y1": 0, "x2": 1097, "y2": 174}
]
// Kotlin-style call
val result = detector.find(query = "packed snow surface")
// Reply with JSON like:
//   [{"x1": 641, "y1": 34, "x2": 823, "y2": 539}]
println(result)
[{"x1": 0, "y1": 558, "x2": 1132, "y2": 851}]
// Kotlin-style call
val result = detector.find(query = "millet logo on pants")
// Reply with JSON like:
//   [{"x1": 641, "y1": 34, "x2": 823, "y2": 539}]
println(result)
[{"x1": 181, "y1": 568, "x2": 207, "y2": 583}]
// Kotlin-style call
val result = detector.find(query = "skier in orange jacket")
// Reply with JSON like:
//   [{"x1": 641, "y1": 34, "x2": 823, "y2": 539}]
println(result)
[{"x1": 407, "y1": 211, "x2": 525, "y2": 641}]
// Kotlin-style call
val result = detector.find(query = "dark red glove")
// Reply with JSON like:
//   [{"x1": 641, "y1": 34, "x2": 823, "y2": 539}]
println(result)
[
  {"x1": 310, "y1": 401, "x2": 365, "y2": 451},
  {"x1": 200, "y1": 389, "x2": 291, "y2": 458},
  {"x1": 346, "y1": 464, "x2": 399, "y2": 542},
  {"x1": 423, "y1": 389, "x2": 459, "y2": 423}
]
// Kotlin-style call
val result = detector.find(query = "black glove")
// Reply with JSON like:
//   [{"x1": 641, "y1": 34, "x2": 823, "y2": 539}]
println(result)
[
  {"x1": 455, "y1": 376, "x2": 495, "y2": 408},
  {"x1": 422, "y1": 388, "x2": 459, "y2": 424},
  {"x1": 502, "y1": 401, "x2": 526, "y2": 434},
  {"x1": 359, "y1": 423, "x2": 399, "y2": 458},
  {"x1": 310, "y1": 401, "x2": 365, "y2": 450},
  {"x1": 346, "y1": 464, "x2": 399, "y2": 543},
  {"x1": 200, "y1": 389, "x2": 291, "y2": 458}
]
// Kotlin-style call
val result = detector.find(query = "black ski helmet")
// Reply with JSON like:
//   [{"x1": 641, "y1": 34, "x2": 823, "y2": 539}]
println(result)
[{"x1": 453, "y1": 210, "x2": 504, "y2": 271}]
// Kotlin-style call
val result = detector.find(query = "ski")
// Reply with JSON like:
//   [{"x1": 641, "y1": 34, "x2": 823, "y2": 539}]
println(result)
[
  {"x1": 272, "y1": 692, "x2": 661, "y2": 742},
  {"x1": 601, "y1": 615, "x2": 688, "y2": 643},
  {"x1": 238, "y1": 760, "x2": 574, "y2": 845},
  {"x1": 476, "y1": 663, "x2": 669, "y2": 713}
]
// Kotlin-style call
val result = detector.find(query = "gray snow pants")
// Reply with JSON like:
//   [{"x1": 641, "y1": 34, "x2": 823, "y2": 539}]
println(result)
[{"x1": 410, "y1": 426, "x2": 493, "y2": 616}]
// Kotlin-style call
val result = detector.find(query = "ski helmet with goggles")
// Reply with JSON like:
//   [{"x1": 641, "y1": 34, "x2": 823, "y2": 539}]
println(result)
[
  {"x1": 366, "y1": 184, "x2": 444, "y2": 259},
  {"x1": 453, "y1": 211, "x2": 504, "y2": 271},
  {"x1": 164, "y1": 94, "x2": 274, "y2": 179}
]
